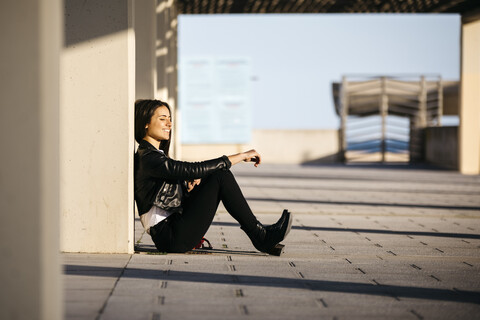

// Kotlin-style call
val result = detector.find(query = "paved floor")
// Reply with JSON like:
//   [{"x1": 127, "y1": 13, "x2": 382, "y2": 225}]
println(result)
[{"x1": 63, "y1": 163, "x2": 480, "y2": 319}]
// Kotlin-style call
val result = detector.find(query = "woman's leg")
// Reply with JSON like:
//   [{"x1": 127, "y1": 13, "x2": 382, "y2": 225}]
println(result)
[{"x1": 166, "y1": 169, "x2": 259, "y2": 252}]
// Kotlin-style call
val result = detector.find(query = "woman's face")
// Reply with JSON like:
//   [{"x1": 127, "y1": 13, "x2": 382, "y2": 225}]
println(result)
[{"x1": 145, "y1": 106, "x2": 172, "y2": 141}]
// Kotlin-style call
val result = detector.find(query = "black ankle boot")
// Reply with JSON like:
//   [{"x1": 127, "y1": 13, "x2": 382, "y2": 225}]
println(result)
[{"x1": 242, "y1": 210, "x2": 292, "y2": 256}]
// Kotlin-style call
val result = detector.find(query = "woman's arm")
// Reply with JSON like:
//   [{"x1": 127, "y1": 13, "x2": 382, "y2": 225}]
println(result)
[
  {"x1": 142, "y1": 151, "x2": 231, "y2": 180},
  {"x1": 228, "y1": 149, "x2": 261, "y2": 167},
  {"x1": 186, "y1": 149, "x2": 261, "y2": 192},
  {"x1": 141, "y1": 148, "x2": 261, "y2": 181}
]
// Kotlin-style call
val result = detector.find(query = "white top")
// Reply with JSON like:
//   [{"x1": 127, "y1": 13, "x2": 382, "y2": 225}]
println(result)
[{"x1": 140, "y1": 205, "x2": 172, "y2": 234}]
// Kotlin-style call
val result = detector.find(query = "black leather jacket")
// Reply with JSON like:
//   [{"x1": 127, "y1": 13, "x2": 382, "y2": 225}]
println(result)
[{"x1": 134, "y1": 140, "x2": 232, "y2": 215}]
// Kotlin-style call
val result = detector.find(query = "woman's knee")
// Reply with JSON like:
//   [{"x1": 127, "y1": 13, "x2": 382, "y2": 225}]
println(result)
[
  {"x1": 210, "y1": 168, "x2": 233, "y2": 182},
  {"x1": 199, "y1": 169, "x2": 233, "y2": 187}
]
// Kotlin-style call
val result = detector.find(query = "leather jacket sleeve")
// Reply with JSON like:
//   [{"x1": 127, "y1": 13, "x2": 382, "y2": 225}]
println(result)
[
  {"x1": 134, "y1": 140, "x2": 232, "y2": 215},
  {"x1": 140, "y1": 148, "x2": 232, "y2": 180}
]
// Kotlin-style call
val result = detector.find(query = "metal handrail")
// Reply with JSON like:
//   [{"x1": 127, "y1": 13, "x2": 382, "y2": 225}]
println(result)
[{"x1": 337, "y1": 74, "x2": 443, "y2": 163}]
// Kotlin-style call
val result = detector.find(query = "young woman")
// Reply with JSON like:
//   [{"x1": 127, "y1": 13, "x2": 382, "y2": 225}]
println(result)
[{"x1": 134, "y1": 99, "x2": 292, "y2": 255}]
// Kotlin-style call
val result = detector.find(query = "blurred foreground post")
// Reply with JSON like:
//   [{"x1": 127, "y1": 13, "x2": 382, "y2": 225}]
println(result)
[
  {"x1": 459, "y1": 13, "x2": 480, "y2": 175},
  {"x1": 0, "y1": 0, "x2": 62, "y2": 319}
]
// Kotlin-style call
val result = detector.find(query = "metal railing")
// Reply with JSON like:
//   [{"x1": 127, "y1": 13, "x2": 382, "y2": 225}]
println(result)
[{"x1": 333, "y1": 75, "x2": 443, "y2": 163}]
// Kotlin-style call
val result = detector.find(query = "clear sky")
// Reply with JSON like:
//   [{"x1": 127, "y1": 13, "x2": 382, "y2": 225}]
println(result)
[{"x1": 178, "y1": 14, "x2": 460, "y2": 130}]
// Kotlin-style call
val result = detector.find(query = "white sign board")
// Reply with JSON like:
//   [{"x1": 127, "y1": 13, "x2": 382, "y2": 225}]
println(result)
[{"x1": 179, "y1": 57, "x2": 252, "y2": 144}]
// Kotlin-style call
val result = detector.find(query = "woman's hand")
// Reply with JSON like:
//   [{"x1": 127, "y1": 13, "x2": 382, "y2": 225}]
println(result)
[
  {"x1": 186, "y1": 179, "x2": 201, "y2": 192},
  {"x1": 242, "y1": 149, "x2": 261, "y2": 167},
  {"x1": 228, "y1": 149, "x2": 262, "y2": 167}
]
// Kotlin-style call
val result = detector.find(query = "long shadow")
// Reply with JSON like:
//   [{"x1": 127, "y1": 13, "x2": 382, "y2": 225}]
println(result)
[
  {"x1": 302, "y1": 163, "x2": 447, "y2": 171},
  {"x1": 245, "y1": 197, "x2": 480, "y2": 211},
  {"x1": 134, "y1": 244, "x2": 264, "y2": 256},
  {"x1": 64, "y1": 0, "x2": 128, "y2": 46},
  {"x1": 210, "y1": 221, "x2": 480, "y2": 240},
  {"x1": 64, "y1": 265, "x2": 480, "y2": 305},
  {"x1": 242, "y1": 184, "x2": 480, "y2": 196},
  {"x1": 234, "y1": 172, "x2": 480, "y2": 186}
]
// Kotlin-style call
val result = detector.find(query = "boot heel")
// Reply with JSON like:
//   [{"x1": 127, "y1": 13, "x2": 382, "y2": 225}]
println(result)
[{"x1": 267, "y1": 244, "x2": 284, "y2": 256}]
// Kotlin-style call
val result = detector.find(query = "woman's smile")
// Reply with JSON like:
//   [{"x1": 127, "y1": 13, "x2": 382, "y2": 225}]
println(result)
[{"x1": 144, "y1": 106, "x2": 172, "y2": 147}]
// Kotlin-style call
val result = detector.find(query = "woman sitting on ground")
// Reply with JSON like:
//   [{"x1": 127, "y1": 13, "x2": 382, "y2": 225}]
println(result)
[{"x1": 134, "y1": 99, "x2": 292, "y2": 255}]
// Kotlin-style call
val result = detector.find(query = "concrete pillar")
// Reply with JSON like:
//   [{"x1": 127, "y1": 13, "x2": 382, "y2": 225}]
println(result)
[
  {"x1": 459, "y1": 15, "x2": 480, "y2": 175},
  {"x1": 0, "y1": 1, "x2": 62, "y2": 319},
  {"x1": 380, "y1": 77, "x2": 388, "y2": 162},
  {"x1": 157, "y1": 0, "x2": 179, "y2": 158},
  {"x1": 339, "y1": 76, "x2": 348, "y2": 162},
  {"x1": 135, "y1": 0, "x2": 157, "y2": 100},
  {"x1": 61, "y1": 0, "x2": 135, "y2": 253}
]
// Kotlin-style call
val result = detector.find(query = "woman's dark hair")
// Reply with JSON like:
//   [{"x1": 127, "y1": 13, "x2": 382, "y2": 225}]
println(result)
[{"x1": 135, "y1": 99, "x2": 172, "y2": 156}]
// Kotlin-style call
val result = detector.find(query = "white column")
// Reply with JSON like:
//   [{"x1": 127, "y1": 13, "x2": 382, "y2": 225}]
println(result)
[
  {"x1": 135, "y1": 0, "x2": 157, "y2": 100},
  {"x1": 459, "y1": 17, "x2": 480, "y2": 175},
  {"x1": 157, "y1": 0, "x2": 179, "y2": 158},
  {"x1": 61, "y1": 0, "x2": 135, "y2": 253},
  {"x1": 0, "y1": 1, "x2": 62, "y2": 319}
]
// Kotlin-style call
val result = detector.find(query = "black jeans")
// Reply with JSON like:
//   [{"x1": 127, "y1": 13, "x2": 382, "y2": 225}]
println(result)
[{"x1": 149, "y1": 169, "x2": 258, "y2": 253}]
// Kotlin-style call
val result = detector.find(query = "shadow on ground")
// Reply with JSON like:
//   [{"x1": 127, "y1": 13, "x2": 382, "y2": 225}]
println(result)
[
  {"x1": 210, "y1": 221, "x2": 480, "y2": 240},
  {"x1": 245, "y1": 197, "x2": 480, "y2": 211},
  {"x1": 64, "y1": 264, "x2": 480, "y2": 305},
  {"x1": 134, "y1": 244, "x2": 265, "y2": 256}
]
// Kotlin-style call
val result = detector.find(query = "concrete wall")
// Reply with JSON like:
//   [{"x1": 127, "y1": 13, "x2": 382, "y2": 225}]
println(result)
[
  {"x1": 61, "y1": 0, "x2": 135, "y2": 253},
  {"x1": 442, "y1": 81, "x2": 459, "y2": 116},
  {"x1": 181, "y1": 129, "x2": 340, "y2": 164},
  {"x1": 135, "y1": 0, "x2": 179, "y2": 158},
  {"x1": 157, "y1": 0, "x2": 180, "y2": 158},
  {"x1": 426, "y1": 126, "x2": 458, "y2": 170},
  {"x1": 0, "y1": 1, "x2": 62, "y2": 319},
  {"x1": 135, "y1": 0, "x2": 157, "y2": 100},
  {"x1": 459, "y1": 16, "x2": 480, "y2": 174}
]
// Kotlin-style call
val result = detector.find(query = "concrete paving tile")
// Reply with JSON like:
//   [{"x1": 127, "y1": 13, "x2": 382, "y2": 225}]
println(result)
[
  {"x1": 63, "y1": 253, "x2": 131, "y2": 263},
  {"x1": 132, "y1": 252, "x2": 171, "y2": 260},
  {"x1": 394, "y1": 298, "x2": 480, "y2": 319},
  {"x1": 102, "y1": 295, "x2": 239, "y2": 320},
  {"x1": 65, "y1": 301, "x2": 104, "y2": 318},
  {"x1": 65, "y1": 278, "x2": 118, "y2": 290},
  {"x1": 113, "y1": 278, "x2": 166, "y2": 295},
  {"x1": 307, "y1": 291, "x2": 402, "y2": 307},
  {"x1": 65, "y1": 289, "x2": 112, "y2": 302}
]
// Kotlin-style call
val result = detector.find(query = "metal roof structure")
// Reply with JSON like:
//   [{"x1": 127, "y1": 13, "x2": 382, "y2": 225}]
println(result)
[{"x1": 178, "y1": 0, "x2": 480, "y2": 15}]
